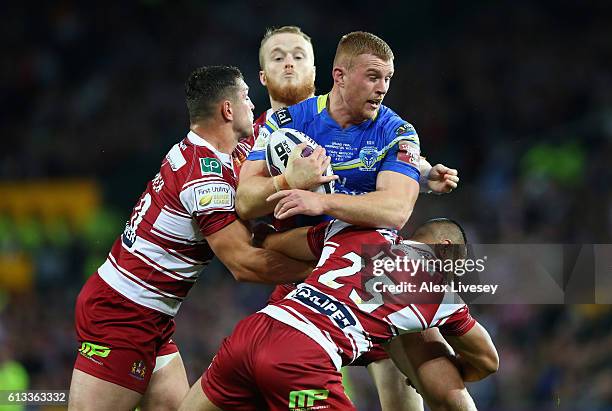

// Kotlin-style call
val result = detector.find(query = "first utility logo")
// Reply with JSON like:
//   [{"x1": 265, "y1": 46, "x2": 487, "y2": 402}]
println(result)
[{"x1": 288, "y1": 389, "x2": 329, "y2": 410}]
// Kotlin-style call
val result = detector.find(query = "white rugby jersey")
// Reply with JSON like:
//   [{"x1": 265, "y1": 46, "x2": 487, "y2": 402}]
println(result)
[{"x1": 98, "y1": 131, "x2": 239, "y2": 316}]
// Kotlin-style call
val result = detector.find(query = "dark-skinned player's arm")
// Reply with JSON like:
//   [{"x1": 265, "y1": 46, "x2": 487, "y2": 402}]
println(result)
[
  {"x1": 205, "y1": 219, "x2": 312, "y2": 284},
  {"x1": 444, "y1": 322, "x2": 499, "y2": 382}
]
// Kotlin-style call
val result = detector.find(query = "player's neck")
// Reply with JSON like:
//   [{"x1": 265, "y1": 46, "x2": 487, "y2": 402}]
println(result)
[
  {"x1": 190, "y1": 124, "x2": 236, "y2": 154},
  {"x1": 328, "y1": 88, "x2": 366, "y2": 129},
  {"x1": 269, "y1": 94, "x2": 314, "y2": 111}
]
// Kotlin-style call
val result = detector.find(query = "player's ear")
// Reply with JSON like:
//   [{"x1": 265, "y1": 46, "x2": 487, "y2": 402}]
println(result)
[
  {"x1": 434, "y1": 240, "x2": 453, "y2": 260},
  {"x1": 221, "y1": 100, "x2": 233, "y2": 121},
  {"x1": 332, "y1": 66, "x2": 345, "y2": 87},
  {"x1": 259, "y1": 70, "x2": 267, "y2": 86}
]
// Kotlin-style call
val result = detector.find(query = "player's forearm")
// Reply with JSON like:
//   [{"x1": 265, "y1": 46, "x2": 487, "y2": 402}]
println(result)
[
  {"x1": 322, "y1": 191, "x2": 414, "y2": 230},
  {"x1": 263, "y1": 227, "x2": 316, "y2": 261},
  {"x1": 232, "y1": 246, "x2": 312, "y2": 284},
  {"x1": 445, "y1": 324, "x2": 499, "y2": 382},
  {"x1": 236, "y1": 175, "x2": 277, "y2": 220}
]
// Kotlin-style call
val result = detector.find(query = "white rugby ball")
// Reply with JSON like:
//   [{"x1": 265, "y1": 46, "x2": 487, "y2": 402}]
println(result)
[{"x1": 265, "y1": 128, "x2": 335, "y2": 194}]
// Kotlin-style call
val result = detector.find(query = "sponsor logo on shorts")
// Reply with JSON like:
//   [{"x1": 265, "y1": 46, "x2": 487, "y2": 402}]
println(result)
[
  {"x1": 129, "y1": 360, "x2": 147, "y2": 380},
  {"x1": 288, "y1": 389, "x2": 329, "y2": 410},
  {"x1": 78, "y1": 342, "x2": 111, "y2": 365},
  {"x1": 200, "y1": 157, "x2": 222, "y2": 176}
]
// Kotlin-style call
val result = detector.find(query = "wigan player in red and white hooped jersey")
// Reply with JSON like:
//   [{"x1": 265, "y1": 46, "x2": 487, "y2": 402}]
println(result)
[
  {"x1": 182, "y1": 219, "x2": 498, "y2": 411},
  {"x1": 69, "y1": 66, "x2": 314, "y2": 411}
]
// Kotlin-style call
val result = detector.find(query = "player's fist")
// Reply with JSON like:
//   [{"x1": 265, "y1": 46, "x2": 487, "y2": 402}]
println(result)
[{"x1": 426, "y1": 164, "x2": 459, "y2": 194}]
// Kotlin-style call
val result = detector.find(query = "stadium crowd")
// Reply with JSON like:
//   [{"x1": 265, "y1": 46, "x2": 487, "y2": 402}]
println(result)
[{"x1": 1, "y1": 1, "x2": 611, "y2": 409}]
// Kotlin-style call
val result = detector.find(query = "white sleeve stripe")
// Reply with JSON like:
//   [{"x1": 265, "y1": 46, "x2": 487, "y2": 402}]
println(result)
[{"x1": 182, "y1": 176, "x2": 227, "y2": 190}]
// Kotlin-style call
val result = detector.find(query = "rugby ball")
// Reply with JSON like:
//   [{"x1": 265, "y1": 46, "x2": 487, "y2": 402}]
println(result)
[{"x1": 265, "y1": 128, "x2": 335, "y2": 194}]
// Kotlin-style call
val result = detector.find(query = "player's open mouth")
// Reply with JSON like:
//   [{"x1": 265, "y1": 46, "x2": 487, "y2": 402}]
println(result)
[{"x1": 367, "y1": 100, "x2": 381, "y2": 109}]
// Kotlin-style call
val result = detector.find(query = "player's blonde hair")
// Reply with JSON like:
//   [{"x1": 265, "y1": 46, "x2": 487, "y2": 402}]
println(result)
[
  {"x1": 259, "y1": 26, "x2": 313, "y2": 69},
  {"x1": 333, "y1": 31, "x2": 394, "y2": 69}
]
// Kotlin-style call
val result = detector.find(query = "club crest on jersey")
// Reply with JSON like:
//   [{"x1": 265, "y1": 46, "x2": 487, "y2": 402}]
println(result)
[
  {"x1": 200, "y1": 157, "x2": 222, "y2": 176},
  {"x1": 359, "y1": 146, "x2": 379, "y2": 170},
  {"x1": 275, "y1": 107, "x2": 292, "y2": 126},
  {"x1": 129, "y1": 360, "x2": 146, "y2": 380}
]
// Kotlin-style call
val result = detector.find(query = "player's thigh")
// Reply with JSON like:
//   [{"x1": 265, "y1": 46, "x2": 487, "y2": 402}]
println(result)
[
  {"x1": 178, "y1": 377, "x2": 223, "y2": 411},
  {"x1": 387, "y1": 329, "x2": 469, "y2": 409},
  {"x1": 68, "y1": 368, "x2": 141, "y2": 411},
  {"x1": 254, "y1": 322, "x2": 356, "y2": 411},
  {"x1": 367, "y1": 357, "x2": 423, "y2": 411},
  {"x1": 140, "y1": 352, "x2": 189, "y2": 411}
]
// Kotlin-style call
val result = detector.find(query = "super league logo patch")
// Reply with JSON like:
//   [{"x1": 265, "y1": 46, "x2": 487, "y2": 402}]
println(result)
[
  {"x1": 395, "y1": 123, "x2": 416, "y2": 137},
  {"x1": 275, "y1": 107, "x2": 292, "y2": 126},
  {"x1": 397, "y1": 140, "x2": 420, "y2": 168}
]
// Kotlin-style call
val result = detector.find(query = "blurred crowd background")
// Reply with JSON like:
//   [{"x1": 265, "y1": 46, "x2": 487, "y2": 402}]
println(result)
[{"x1": 1, "y1": 1, "x2": 611, "y2": 410}]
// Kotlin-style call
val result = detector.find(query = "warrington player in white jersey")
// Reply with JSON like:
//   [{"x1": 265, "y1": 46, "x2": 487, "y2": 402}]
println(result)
[{"x1": 68, "y1": 66, "x2": 314, "y2": 411}]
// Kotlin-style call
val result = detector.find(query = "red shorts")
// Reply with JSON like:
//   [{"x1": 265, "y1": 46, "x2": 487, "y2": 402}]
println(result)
[
  {"x1": 73, "y1": 272, "x2": 178, "y2": 394},
  {"x1": 202, "y1": 313, "x2": 356, "y2": 411}
]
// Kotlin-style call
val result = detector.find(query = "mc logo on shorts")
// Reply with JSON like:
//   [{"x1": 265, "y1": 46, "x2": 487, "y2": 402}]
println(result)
[
  {"x1": 288, "y1": 389, "x2": 329, "y2": 410},
  {"x1": 79, "y1": 342, "x2": 111, "y2": 359}
]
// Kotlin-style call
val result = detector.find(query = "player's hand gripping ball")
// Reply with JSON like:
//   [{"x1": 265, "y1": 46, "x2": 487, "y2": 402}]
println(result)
[{"x1": 265, "y1": 128, "x2": 335, "y2": 194}]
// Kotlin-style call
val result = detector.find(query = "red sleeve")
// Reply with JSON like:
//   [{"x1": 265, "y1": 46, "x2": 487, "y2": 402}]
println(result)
[
  {"x1": 438, "y1": 305, "x2": 476, "y2": 337},
  {"x1": 350, "y1": 344, "x2": 389, "y2": 367},
  {"x1": 307, "y1": 221, "x2": 330, "y2": 258},
  {"x1": 194, "y1": 211, "x2": 238, "y2": 237}
]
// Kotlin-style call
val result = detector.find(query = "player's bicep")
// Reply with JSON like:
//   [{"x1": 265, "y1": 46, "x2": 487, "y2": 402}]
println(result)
[
  {"x1": 376, "y1": 170, "x2": 419, "y2": 199},
  {"x1": 239, "y1": 159, "x2": 270, "y2": 180},
  {"x1": 204, "y1": 219, "x2": 253, "y2": 268},
  {"x1": 263, "y1": 227, "x2": 315, "y2": 261}
]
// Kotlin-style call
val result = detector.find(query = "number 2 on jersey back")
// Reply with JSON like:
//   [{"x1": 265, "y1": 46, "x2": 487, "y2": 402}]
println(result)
[{"x1": 122, "y1": 193, "x2": 152, "y2": 248}]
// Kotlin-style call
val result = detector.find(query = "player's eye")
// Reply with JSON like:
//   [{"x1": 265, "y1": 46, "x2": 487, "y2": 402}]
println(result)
[
  {"x1": 295, "y1": 54, "x2": 304, "y2": 60},
  {"x1": 369, "y1": 76, "x2": 378, "y2": 82}
]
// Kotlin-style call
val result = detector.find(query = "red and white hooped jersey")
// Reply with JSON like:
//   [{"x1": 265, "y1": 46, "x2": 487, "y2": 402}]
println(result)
[
  {"x1": 98, "y1": 131, "x2": 238, "y2": 316},
  {"x1": 260, "y1": 220, "x2": 476, "y2": 370}
]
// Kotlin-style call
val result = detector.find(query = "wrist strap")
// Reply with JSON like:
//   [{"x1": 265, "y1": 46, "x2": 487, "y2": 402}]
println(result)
[{"x1": 273, "y1": 175, "x2": 290, "y2": 192}]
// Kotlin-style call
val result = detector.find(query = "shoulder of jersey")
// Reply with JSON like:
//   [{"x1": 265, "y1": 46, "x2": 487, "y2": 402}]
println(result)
[
  {"x1": 163, "y1": 138, "x2": 226, "y2": 182},
  {"x1": 272, "y1": 95, "x2": 322, "y2": 126}
]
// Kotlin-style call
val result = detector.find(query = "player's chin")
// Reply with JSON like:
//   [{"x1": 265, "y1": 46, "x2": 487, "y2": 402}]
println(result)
[{"x1": 363, "y1": 107, "x2": 378, "y2": 120}]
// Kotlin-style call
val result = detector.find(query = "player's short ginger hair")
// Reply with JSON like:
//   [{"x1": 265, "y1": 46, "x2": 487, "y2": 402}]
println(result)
[
  {"x1": 333, "y1": 31, "x2": 394, "y2": 69},
  {"x1": 259, "y1": 26, "x2": 313, "y2": 69}
]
